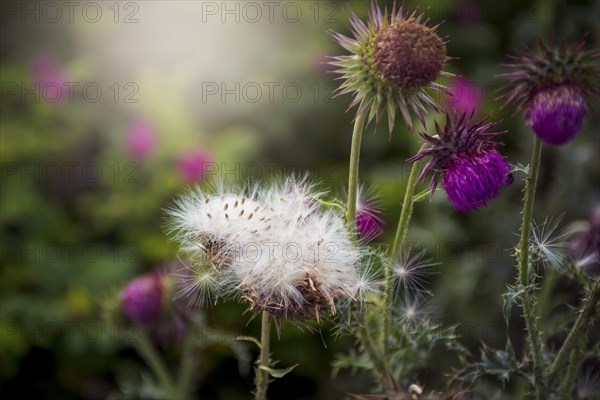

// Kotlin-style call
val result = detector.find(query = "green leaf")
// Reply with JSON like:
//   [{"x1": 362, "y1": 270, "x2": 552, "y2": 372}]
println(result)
[
  {"x1": 259, "y1": 364, "x2": 298, "y2": 378},
  {"x1": 412, "y1": 189, "x2": 431, "y2": 203},
  {"x1": 502, "y1": 284, "x2": 526, "y2": 324}
]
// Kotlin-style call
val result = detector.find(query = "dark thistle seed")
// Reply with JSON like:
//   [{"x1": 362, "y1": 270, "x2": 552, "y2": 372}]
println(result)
[
  {"x1": 239, "y1": 209, "x2": 244, "y2": 216},
  {"x1": 224, "y1": 203, "x2": 229, "y2": 210},
  {"x1": 234, "y1": 200, "x2": 238, "y2": 207},
  {"x1": 248, "y1": 213, "x2": 253, "y2": 220}
]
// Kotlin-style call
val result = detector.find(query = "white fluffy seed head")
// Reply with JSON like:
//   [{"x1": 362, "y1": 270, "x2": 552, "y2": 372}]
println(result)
[{"x1": 166, "y1": 177, "x2": 367, "y2": 321}]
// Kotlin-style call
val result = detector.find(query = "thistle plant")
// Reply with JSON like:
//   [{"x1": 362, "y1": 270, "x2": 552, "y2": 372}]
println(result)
[
  {"x1": 454, "y1": 36, "x2": 600, "y2": 399},
  {"x1": 330, "y1": 1, "x2": 451, "y2": 229},
  {"x1": 166, "y1": 177, "x2": 374, "y2": 399},
  {"x1": 137, "y1": 3, "x2": 600, "y2": 399}
]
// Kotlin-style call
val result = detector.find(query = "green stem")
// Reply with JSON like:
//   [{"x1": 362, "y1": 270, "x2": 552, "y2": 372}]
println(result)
[
  {"x1": 356, "y1": 315, "x2": 394, "y2": 391},
  {"x1": 558, "y1": 349, "x2": 579, "y2": 399},
  {"x1": 177, "y1": 329, "x2": 197, "y2": 398},
  {"x1": 255, "y1": 311, "x2": 271, "y2": 400},
  {"x1": 134, "y1": 330, "x2": 177, "y2": 398},
  {"x1": 346, "y1": 112, "x2": 367, "y2": 226},
  {"x1": 547, "y1": 282, "x2": 600, "y2": 391},
  {"x1": 384, "y1": 152, "x2": 424, "y2": 356},
  {"x1": 518, "y1": 136, "x2": 542, "y2": 287},
  {"x1": 516, "y1": 136, "x2": 545, "y2": 397}
]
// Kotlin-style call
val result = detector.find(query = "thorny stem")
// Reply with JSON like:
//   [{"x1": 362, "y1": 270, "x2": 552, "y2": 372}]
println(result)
[
  {"x1": 346, "y1": 111, "x2": 367, "y2": 228},
  {"x1": 357, "y1": 314, "x2": 395, "y2": 391},
  {"x1": 134, "y1": 330, "x2": 177, "y2": 398},
  {"x1": 255, "y1": 311, "x2": 271, "y2": 400},
  {"x1": 384, "y1": 150, "x2": 424, "y2": 357},
  {"x1": 516, "y1": 136, "x2": 545, "y2": 397},
  {"x1": 518, "y1": 136, "x2": 542, "y2": 286},
  {"x1": 558, "y1": 349, "x2": 579, "y2": 399},
  {"x1": 547, "y1": 282, "x2": 600, "y2": 393}
]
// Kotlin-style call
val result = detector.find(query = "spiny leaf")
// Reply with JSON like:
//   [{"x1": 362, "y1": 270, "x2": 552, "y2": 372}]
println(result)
[
  {"x1": 412, "y1": 189, "x2": 432, "y2": 203},
  {"x1": 259, "y1": 364, "x2": 298, "y2": 378},
  {"x1": 236, "y1": 336, "x2": 261, "y2": 349},
  {"x1": 502, "y1": 284, "x2": 526, "y2": 324}
]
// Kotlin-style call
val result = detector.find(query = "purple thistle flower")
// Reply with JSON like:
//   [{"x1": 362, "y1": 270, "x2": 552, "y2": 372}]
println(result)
[
  {"x1": 446, "y1": 77, "x2": 482, "y2": 115},
  {"x1": 526, "y1": 85, "x2": 587, "y2": 145},
  {"x1": 408, "y1": 112, "x2": 511, "y2": 212},
  {"x1": 355, "y1": 191, "x2": 384, "y2": 241},
  {"x1": 177, "y1": 148, "x2": 212, "y2": 182},
  {"x1": 121, "y1": 272, "x2": 164, "y2": 326},
  {"x1": 29, "y1": 51, "x2": 68, "y2": 103},
  {"x1": 120, "y1": 267, "x2": 191, "y2": 345},
  {"x1": 498, "y1": 38, "x2": 599, "y2": 145}
]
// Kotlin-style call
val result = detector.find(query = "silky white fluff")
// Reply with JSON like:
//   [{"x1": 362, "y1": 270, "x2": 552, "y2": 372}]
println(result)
[{"x1": 166, "y1": 177, "x2": 371, "y2": 318}]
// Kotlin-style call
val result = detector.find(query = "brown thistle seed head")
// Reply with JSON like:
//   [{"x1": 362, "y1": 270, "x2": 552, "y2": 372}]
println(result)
[{"x1": 374, "y1": 20, "x2": 446, "y2": 92}]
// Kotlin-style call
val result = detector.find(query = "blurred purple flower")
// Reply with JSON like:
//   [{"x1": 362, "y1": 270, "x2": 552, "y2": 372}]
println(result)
[
  {"x1": 120, "y1": 266, "x2": 191, "y2": 345},
  {"x1": 457, "y1": 2, "x2": 482, "y2": 25},
  {"x1": 29, "y1": 51, "x2": 68, "y2": 103},
  {"x1": 124, "y1": 120, "x2": 157, "y2": 159},
  {"x1": 355, "y1": 190, "x2": 384, "y2": 241},
  {"x1": 177, "y1": 148, "x2": 212, "y2": 182},
  {"x1": 568, "y1": 207, "x2": 600, "y2": 276},
  {"x1": 121, "y1": 272, "x2": 164, "y2": 326},
  {"x1": 446, "y1": 77, "x2": 482, "y2": 115}
]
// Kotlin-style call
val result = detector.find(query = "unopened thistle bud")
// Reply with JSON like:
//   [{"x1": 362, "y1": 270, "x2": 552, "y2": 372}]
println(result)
[
  {"x1": 408, "y1": 113, "x2": 511, "y2": 212},
  {"x1": 355, "y1": 187, "x2": 384, "y2": 241},
  {"x1": 330, "y1": 2, "x2": 451, "y2": 133},
  {"x1": 498, "y1": 38, "x2": 599, "y2": 145}
]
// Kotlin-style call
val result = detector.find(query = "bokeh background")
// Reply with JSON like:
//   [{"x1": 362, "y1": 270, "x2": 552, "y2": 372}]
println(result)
[{"x1": 1, "y1": 0, "x2": 599, "y2": 399}]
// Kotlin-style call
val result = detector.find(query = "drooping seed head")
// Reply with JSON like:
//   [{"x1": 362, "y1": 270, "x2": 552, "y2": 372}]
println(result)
[{"x1": 408, "y1": 112, "x2": 511, "y2": 212}]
